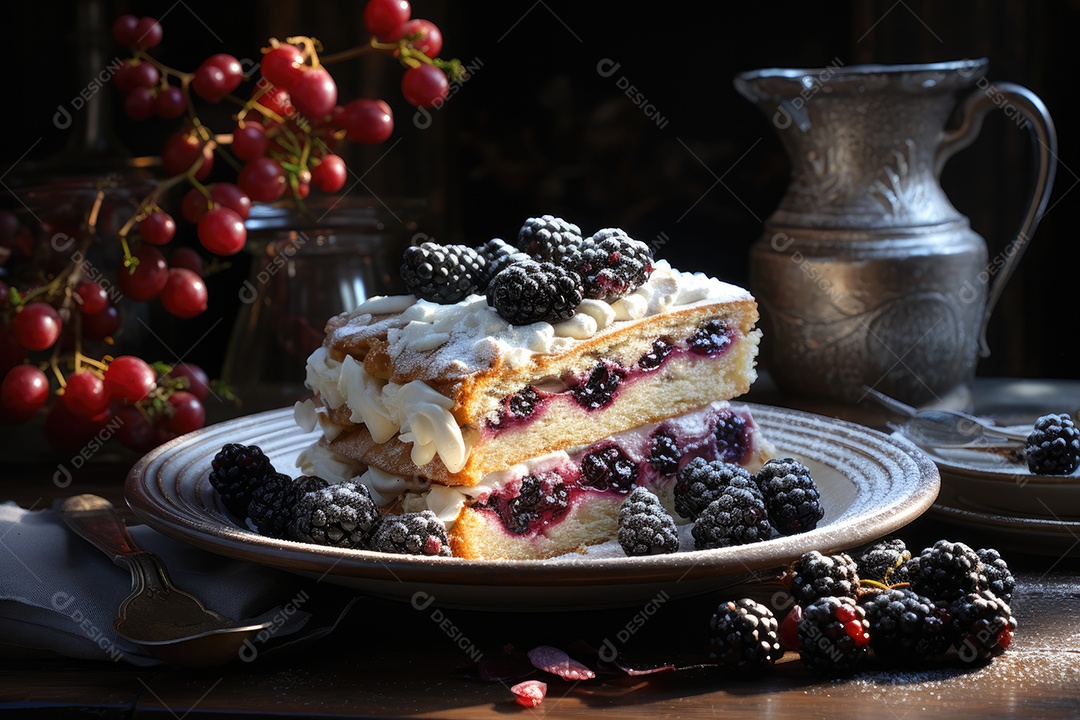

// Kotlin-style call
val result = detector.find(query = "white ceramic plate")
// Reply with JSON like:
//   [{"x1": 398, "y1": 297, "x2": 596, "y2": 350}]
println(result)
[{"x1": 125, "y1": 404, "x2": 939, "y2": 611}]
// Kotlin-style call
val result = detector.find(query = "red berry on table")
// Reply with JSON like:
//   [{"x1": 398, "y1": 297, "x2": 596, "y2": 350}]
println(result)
[
  {"x1": 1, "y1": 364, "x2": 50, "y2": 417},
  {"x1": 167, "y1": 362, "x2": 210, "y2": 400},
  {"x1": 160, "y1": 268, "x2": 208, "y2": 318},
  {"x1": 311, "y1": 154, "x2": 347, "y2": 192},
  {"x1": 342, "y1": 98, "x2": 394, "y2": 144},
  {"x1": 401, "y1": 19, "x2": 442, "y2": 57},
  {"x1": 12, "y1": 302, "x2": 62, "y2": 351},
  {"x1": 209, "y1": 183, "x2": 252, "y2": 220},
  {"x1": 104, "y1": 355, "x2": 157, "y2": 403},
  {"x1": 124, "y1": 87, "x2": 156, "y2": 121},
  {"x1": 169, "y1": 247, "x2": 204, "y2": 277},
  {"x1": 112, "y1": 14, "x2": 140, "y2": 46},
  {"x1": 181, "y1": 186, "x2": 212, "y2": 224},
  {"x1": 401, "y1": 64, "x2": 449, "y2": 108},
  {"x1": 290, "y1": 67, "x2": 337, "y2": 120},
  {"x1": 260, "y1": 44, "x2": 305, "y2": 91},
  {"x1": 162, "y1": 131, "x2": 213, "y2": 180},
  {"x1": 238, "y1": 157, "x2": 286, "y2": 202},
  {"x1": 167, "y1": 390, "x2": 205, "y2": 434},
  {"x1": 63, "y1": 370, "x2": 111, "y2": 418},
  {"x1": 139, "y1": 211, "x2": 176, "y2": 245},
  {"x1": 197, "y1": 207, "x2": 247, "y2": 255},
  {"x1": 76, "y1": 281, "x2": 109, "y2": 315},
  {"x1": 118, "y1": 245, "x2": 169, "y2": 302},
  {"x1": 134, "y1": 17, "x2": 163, "y2": 49},
  {"x1": 364, "y1": 0, "x2": 411, "y2": 39},
  {"x1": 154, "y1": 86, "x2": 187, "y2": 119},
  {"x1": 81, "y1": 304, "x2": 121, "y2": 341},
  {"x1": 231, "y1": 123, "x2": 268, "y2": 161}
]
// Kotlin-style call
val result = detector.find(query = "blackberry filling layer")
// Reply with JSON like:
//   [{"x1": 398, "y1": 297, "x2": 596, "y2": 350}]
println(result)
[
  {"x1": 639, "y1": 339, "x2": 674, "y2": 371},
  {"x1": 481, "y1": 473, "x2": 570, "y2": 535},
  {"x1": 579, "y1": 445, "x2": 638, "y2": 492},
  {"x1": 689, "y1": 320, "x2": 732, "y2": 356},
  {"x1": 647, "y1": 433, "x2": 681, "y2": 476},
  {"x1": 572, "y1": 362, "x2": 624, "y2": 410},
  {"x1": 714, "y1": 410, "x2": 749, "y2": 464}
]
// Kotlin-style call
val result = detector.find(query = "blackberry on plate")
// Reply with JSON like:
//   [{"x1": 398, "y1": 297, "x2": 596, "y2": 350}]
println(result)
[
  {"x1": 400, "y1": 242, "x2": 487, "y2": 304},
  {"x1": 571, "y1": 362, "x2": 623, "y2": 410},
  {"x1": 563, "y1": 228, "x2": 654, "y2": 301},
  {"x1": 369, "y1": 510, "x2": 452, "y2": 557},
  {"x1": 617, "y1": 487, "x2": 679, "y2": 556},
  {"x1": 797, "y1": 596, "x2": 870, "y2": 674},
  {"x1": 786, "y1": 550, "x2": 860, "y2": 604},
  {"x1": 486, "y1": 260, "x2": 584, "y2": 325},
  {"x1": 290, "y1": 481, "x2": 381, "y2": 549},
  {"x1": 674, "y1": 457, "x2": 757, "y2": 521},
  {"x1": 950, "y1": 589, "x2": 1016, "y2": 663},
  {"x1": 977, "y1": 548, "x2": 1015, "y2": 605},
  {"x1": 691, "y1": 487, "x2": 771, "y2": 549},
  {"x1": 1024, "y1": 413, "x2": 1080, "y2": 475},
  {"x1": 580, "y1": 444, "x2": 638, "y2": 493},
  {"x1": 250, "y1": 474, "x2": 331, "y2": 539},
  {"x1": 854, "y1": 538, "x2": 910, "y2": 585},
  {"x1": 753, "y1": 458, "x2": 824, "y2": 536},
  {"x1": 707, "y1": 598, "x2": 783, "y2": 673},
  {"x1": 904, "y1": 539, "x2": 986, "y2": 603},
  {"x1": 477, "y1": 238, "x2": 529, "y2": 288},
  {"x1": 647, "y1": 432, "x2": 681, "y2": 476},
  {"x1": 209, "y1": 443, "x2": 274, "y2": 517},
  {"x1": 859, "y1": 587, "x2": 953, "y2": 661},
  {"x1": 516, "y1": 215, "x2": 583, "y2": 261}
]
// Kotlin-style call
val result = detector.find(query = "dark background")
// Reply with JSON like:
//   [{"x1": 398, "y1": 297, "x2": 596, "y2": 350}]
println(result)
[{"x1": 4, "y1": 0, "x2": 1078, "y2": 384}]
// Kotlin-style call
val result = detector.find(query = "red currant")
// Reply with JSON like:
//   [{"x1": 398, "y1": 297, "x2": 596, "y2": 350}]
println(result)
[
  {"x1": 112, "y1": 14, "x2": 140, "y2": 46},
  {"x1": 104, "y1": 355, "x2": 157, "y2": 403},
  {"x1": 181, "y1": 186, "x2": 212, "y2": 223},
  {"x1": 124, "y1": 87, "x2": 156, "y2": 121},
  {"x1": 162, "y1": 131, "x2": 213, "y2": 180},
  {"x1": 364, "y1": 0, "x2": 411, "y2": 38},
  {"x1": 139, "y1": 210, "x2": 176, "y2": 245},
  {"x1": 118, "y1": 245, "x2": 168, "y2": 302},
  {"x1": 82, "y1": 304, "x2": 121, "y2": 341},
  {"x1": 154, "y1": 86, "x2": 187, "y2": 119},
  {"x1": 134, "y1": 17, "x2": 163, "y2": 49},
  {"x1": 169, "y1": 247, "x2": 204, "y2": 276},
  {"x1": 290, "y1": 67, "x2": 337, "y2": 120},
  {"x1": 401, "y1": 64, "x2": 449, "y2": 108},
  {"x1": 401, "y1": 19, "x2": 442, "y2": 57},
  {"x1": 311, "y1": 154, "x2": 347, "y2": 192},
  {"x1": 197, "y1": 207, "x2": 247, "y2": 255},
  {"x1": 1, "y1": 364, "x2": 49, "y2": 417},
  {"x1": 231, "y1": 122, "x2": 268, "y2": 161},
  {"x1": 342, "y1": 98, "x2": 394, "y2": 144},
  {"x1": 167, "y1": 362, "x2": 210, "y2": 400},
  {"x1": 63, "y1": 370, "x2": 111, "y2": 418},
  {"x1": 76, "y1": 281, "x2": 109, "y2": 315},
  {"x1": 12, "y1": 302, "x2": 62, "y2": 351},
  {"x1": 254, "y1": 84, "x2": 295, "y2": 120},
  {"x1": 260, "y1": 44, "x2": 305, "y2": 91},
  {"x1": 167, "y1": 390, "x2": 205, "y2": 434},
  {"x1": 193, "y1": 54, "x2": 243, "y2": 102},
  {"x1": 160, "y1": 268, "x2": 208, "y2": 318},
  {"x1": 238, "y1": 157, "x2": 286, "y2": 202},
  {"x1": 210, "y1": 183, "x2": 252, "y2": 220}
]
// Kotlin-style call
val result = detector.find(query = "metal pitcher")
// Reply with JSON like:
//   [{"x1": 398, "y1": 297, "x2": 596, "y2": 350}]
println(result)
[{"x1": 734, "y1": 59, "x2": 1056, "y2": 409}]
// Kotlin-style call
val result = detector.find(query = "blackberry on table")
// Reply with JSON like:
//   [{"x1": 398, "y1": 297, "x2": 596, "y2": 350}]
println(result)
[
  {"x1": 753, "y1": 458, "x2": 824, "y2": 536},
  {"x1": 290, "y1": 481, "x2": 381, "y2": 549},
  {"x1": 563, "y1": 228, "x2": 654, "y2": 301},
  {"x1": 674, "y1": 457, "x2": 757, "y2": 521},
  {"x1": 707, "y1": 598, "x2": 783, "y2": 673},
  {"x1": 691, "y1": 487, "x2": 771, "y2": 550},
  {"x1": 516, "y1": 215, "x2": 583, "y2": 261},
  {"x1": 486, "y1": 260, "x2": 584, "y2": 325},
  {"x1": 477, "y1": 238, "x2": 530, "y2": 288},
  {"x1": 617, "y1": 487, "x2": 679, "y2": 556},
  {"x1": 209, "y1": 443, "x2": 274, "y2": 517},
  {"x1": 797, "y1": 596, "x2": 870, "y2": 674},
  {"x1": 854, "y1": 538, "x2": 911, "y2": 585},
  {"x1": 1024, "y1": 413, "x2": 1080, "y2": 475},
  {"x1": 950, "y1": 589, "x2": 1016, "y2": 663},
  {"x1": 369, "y1": 510, "x2": 452, "y2": 557},
  {"x1": 400, "y1": 242, "x2": 487, "y2": 304},
  {"x1": 859, "y1": 588, "x2": 953, "y2": 661},
  {"x1": 787, "y1": 550, "x2": 861, "y2": 604},
  {"x1": 977, "y1": 548, "x2": 1015, "y2": 605},
  {"x1": 904, "y1": 539, "x2": 986, "y2": 603}
]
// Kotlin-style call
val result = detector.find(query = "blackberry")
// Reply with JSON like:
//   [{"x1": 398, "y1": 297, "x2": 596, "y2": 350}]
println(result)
[
  {"x1": 1024, "y1": 413, "x2": 1080, "y2": 475},
  {"x1": 859, "y1": 588, "x2": 953, "y2": 661},
  {"x1": 707, "y1": 598, "x2": 783, "y2": 673},
  {"x1": 753, "y1": 458, "x2": 824, "y2": 536},
  {"x1": 564, "y1": 228, "x2": 654, "y2": 301},
  {"x1": 247, "y1": 472, "x2": 293, "y2": 537},
  {"x1": 209, "y1": 443, "x2": 274, "y2": 517},
  {"x1": 571, "y1": 362, "x2": 624, "y2": 410},
  {"x1": 499, "y1": 386, "x2": 541, "y2": 422},
  {"x1": 977, "y1": 548, "x2": 1015, "y2": 605},
  {"x1": 638, "y1": 338, "x2": 674, "y2": 371},
  {"x1": 689, "y1": 320, "x2": 732, "y2": 356},
  {"x1": 797, "y1": 596, "x2": 870, "y2": 674},
  {"x1": 400, "y1": 242, "x2": 488, "y2": 304},
  {"x1": 516, "y1": 215, "x2": 583, "y2": 261},
  {"x1": 854, "y1": 538, "x2": 911, "y2": 585},
  {"x1": 477, "y1": 238, "x2": 529, "y2": 288},
  {"x1": 787, "y1": 550, "x2": 861, "y2": 604},
  {"x1": 692, "y1": 487, "x2": 771, "y2": 549},
  {"x1": 486, "y1": 260, "x2": 584, "y2": 325},
  {"x1": 673, "y1": 457, "x2": 757, "y2": 520},
  {"x1": 904, "y1": 539, "x2": 986, "y2": 603},
  {"x1": 580, "y1": 444, "x2": 638, "y2": 493},
  {"x1": 950, "y1": 589, "x2": 1016, "y2": 662},
  {"x1": 713, "y1": 410, "x2": 749, "y2": 464},
  {"x1": 483, "y1": 473, "x2": 570, "y2": 535},
  {"x1": 290, "y1": 481, "x2": 381, "y2": 549},
  {"x1": 369, "y1": 510, "x2": 452, "y2": 557},
  {"x1": 617, "y1": 487, "x2": 679, "y2": 556},
  {"x1": 647, "y1": 432, "x2": 681, "y2": 476}
]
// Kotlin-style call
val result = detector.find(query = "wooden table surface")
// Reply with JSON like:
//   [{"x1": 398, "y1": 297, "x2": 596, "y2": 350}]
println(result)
[{"x1": 3, "y1": 379, "x2": 1080, "y2": 719}]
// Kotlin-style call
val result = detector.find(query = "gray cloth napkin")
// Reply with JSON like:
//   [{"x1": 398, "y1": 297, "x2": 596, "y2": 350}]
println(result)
[{"x1": 0, "y1": 501, "x2": 352, "y2": 666}]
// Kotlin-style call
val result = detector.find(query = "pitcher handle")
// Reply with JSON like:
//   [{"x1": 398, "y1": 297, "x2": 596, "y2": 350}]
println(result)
[{"x1": 936, "y1": 81, "x2": 1057, "y2": 358}]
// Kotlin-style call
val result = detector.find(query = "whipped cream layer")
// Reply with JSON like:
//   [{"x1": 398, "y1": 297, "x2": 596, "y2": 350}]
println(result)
[{"x1": 302, "y1": 260, "x2": 751, "y2": 474}]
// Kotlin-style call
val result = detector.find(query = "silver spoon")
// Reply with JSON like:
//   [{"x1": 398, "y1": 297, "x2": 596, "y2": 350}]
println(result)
[
  {"x1": 861, "y1": 386, "x2": 1031, "y2": 446},
  {"x1": 60, "y1": 494, "x2": 272, "y2": 669}
]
